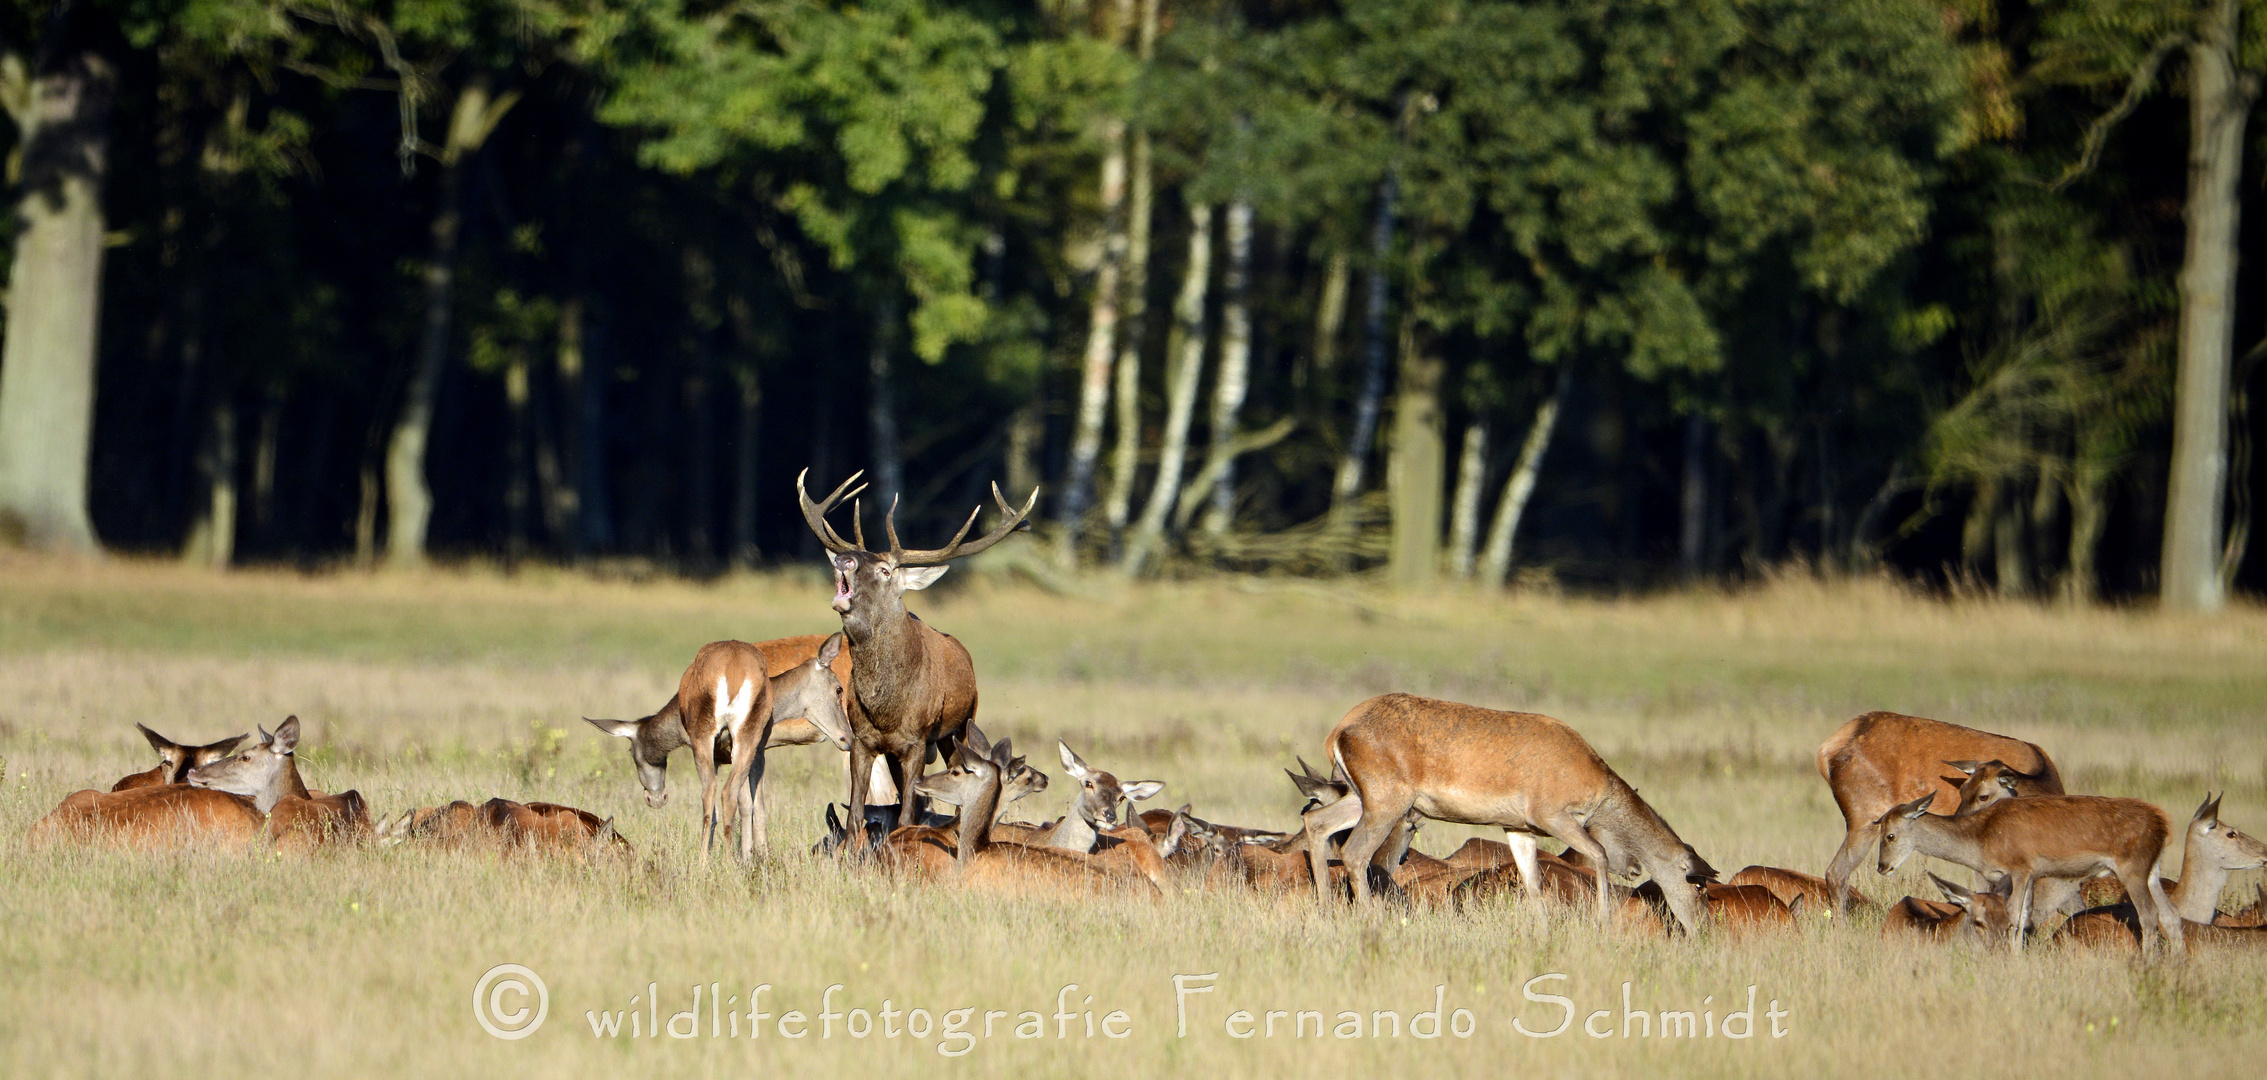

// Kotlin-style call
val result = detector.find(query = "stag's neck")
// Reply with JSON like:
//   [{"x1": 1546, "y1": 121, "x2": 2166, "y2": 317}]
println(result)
[
  {"x1": 954, "y1": 777, "x2": 1002, "y2": 868},
  {"x1": 2170, "y1": 830, "x2": 2227, "y2": 923},
  {"x1": 846, "y1": 610, "x2": 927, "y2": 720}
]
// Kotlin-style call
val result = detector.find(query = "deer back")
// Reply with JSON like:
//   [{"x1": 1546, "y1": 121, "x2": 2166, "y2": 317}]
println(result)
[{"x1": 1817, "y1": 711, "x2": 2061, "y2": 829}]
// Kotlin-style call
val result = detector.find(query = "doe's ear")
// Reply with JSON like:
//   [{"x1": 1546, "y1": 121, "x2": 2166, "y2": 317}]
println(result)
[
  {"x1": 1058, "y1": 740, "x2": 1091, "y2": 779},
  {"x1": 1943, "y1": 760, "x2": 1982, "y2": 776},
  {"x1": 270, "y1": 716, "x2": 302, "y2": 754},
  {"x1": 895, "y1": 565, "x2": 949, "y2": 592},
  {"x1": 818, "y1": 632, "x2": 844, "y2": 664},
  {"x1": 584, "y1": 716, "x2": 641, "y2": 740},
  {"x1": 1120, "y1": 780, "x2": 1166, "y2": 802},
  {"x1": 137, "y1": 723, "x2": 179, "y2": 754}
]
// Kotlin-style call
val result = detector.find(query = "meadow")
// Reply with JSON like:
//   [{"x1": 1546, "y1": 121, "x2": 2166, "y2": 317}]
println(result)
[{"x1": 1, "y1": 550, "x2": 2263, "y2": 1078}]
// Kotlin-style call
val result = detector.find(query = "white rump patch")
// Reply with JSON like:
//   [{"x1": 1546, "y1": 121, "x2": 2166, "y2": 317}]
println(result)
[{"x1": 715, "y1": 676, "x2": 757, "y2": 735}]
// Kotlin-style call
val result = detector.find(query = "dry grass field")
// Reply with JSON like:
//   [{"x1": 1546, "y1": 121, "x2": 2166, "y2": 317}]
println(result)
[{"x1": 1, "y1": 551, "x2": 2264, "y2": 1078}]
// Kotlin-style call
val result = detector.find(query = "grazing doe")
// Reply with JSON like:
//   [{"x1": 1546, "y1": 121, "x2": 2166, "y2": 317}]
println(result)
[
  {"x1": 586, "y1": 634, "x2": 851, "y2": 861},
  {"x1": 1877, "y1": 791, "x2": 2179, "y2": 954},
  {"x1": 1817, "y1": 711, "x2": 2061, "y2": 912},
  {"x1": 1305, "y1": 693, "x2": 1713, "y2": 933}
]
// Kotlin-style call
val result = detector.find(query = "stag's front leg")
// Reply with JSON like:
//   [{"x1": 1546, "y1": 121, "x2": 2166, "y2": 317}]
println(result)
[{"x1": 894, "y1": 749, "x2": 922, "y2": 833}]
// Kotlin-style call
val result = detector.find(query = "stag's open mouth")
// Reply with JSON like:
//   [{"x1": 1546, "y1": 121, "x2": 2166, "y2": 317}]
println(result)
[{"x1": 831, "y1": 561, "x2": 854, "y2": 613}]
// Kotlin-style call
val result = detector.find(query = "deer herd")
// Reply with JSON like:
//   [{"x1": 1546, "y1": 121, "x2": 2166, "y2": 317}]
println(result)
[{"x1": 21, "y1": 471, "x2": 2267, "y2": 960}]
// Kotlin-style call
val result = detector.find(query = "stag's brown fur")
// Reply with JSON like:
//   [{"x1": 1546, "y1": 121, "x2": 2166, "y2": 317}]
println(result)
[{"x1": 1817, "y1": 711, "x2": 2062, "y2": 908}]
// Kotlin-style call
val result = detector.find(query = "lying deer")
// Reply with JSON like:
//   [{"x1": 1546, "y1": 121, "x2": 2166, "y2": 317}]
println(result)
[
  {"x1": 110, "y1": 724, "x2": 249, "y2": 791},
  {"x1": 1306, "y1": 693, "x2": 1713, "y2": 933},
  {"x1": 2053, "y1": 794, "x2": 2267, "y2": 950},
  {"x1": 798, "y1": 470, "x2": 1037, "y2": 846},
  {"x1": 1880, "y1": 873, "x2": 2015, "y2": 947},
  {"x1": 993, "y1": 741, "x2": 1164, "y2": 853},
  {"x1": 1727, "y1": 865, "x2": 1874, "y2": 914},
  {"x1": 378, "y1": 798, "x2": 629, "y2": 861},
  {"x1": 1819, "y1": 711, "x2": 2062, "y2": 912},
  {"x1": 586, "y1": 633, "x2": 851, "y2": 861},
  {"x1": 880, "y1": 739, "x2": 1160, "y2": 899},
  {"x1": 28, "y1": 716, "x2": 342, "y2": 850},
  {"x1": 814, "y1": 723, "x2": 1048, "y2": 854},
  {"x1": 184, "y1": 716, "x2": 370, "y2": 852},
  {"x1": 1877, "y1": 791, "x2": 2179, "y2": 954}
]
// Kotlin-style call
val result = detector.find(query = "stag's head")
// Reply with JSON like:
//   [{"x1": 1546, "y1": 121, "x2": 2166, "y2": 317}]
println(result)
[{"x1": 796, "y1": 470, "x2": 1038, "y2": 638}]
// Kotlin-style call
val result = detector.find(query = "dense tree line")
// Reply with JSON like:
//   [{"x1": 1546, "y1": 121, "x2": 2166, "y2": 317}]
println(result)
[{"x1": 0, "y1": 0, "x2": 2259, "y2": 604}]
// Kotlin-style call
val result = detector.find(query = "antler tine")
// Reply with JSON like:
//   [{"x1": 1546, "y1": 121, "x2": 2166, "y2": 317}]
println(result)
[
  {"x1": 796, "y1": 468, "x2": 869, "y2": 554},
  {"x1": 889, "y1": 481, "x2": 1040, "y2": 565},
  {"x1": 884, "y1": 494, "x2": 909, "y2": 558},
  {"x1": 852, "y1": 497, "x2": 865, "y2": 551}
]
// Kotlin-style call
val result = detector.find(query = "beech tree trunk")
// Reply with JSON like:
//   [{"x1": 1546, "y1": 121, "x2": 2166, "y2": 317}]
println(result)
[
  {"x1": 181, "y1": 399, "x2": 236, "y2": 568},
  {"x1": 2162, "y1": 0, "x2": 2254, "y2": 613},
  {"x1": 1121, "y1": 201, "x2": 1213, "y2": 576},
  {"x1": 1386, "y1": 317, "x2": 1444, "y2": 590},
  {"x1": 1679, "y1": 414, "x2": 1709, "y2": 578},
  {"x1": 385, "y1": 76, "x2": 515, "y2": 568},
  {"x1": 1102, "y1": 0, "x2": 1160, "y2": 557},
  {"x1": 0, "y1": 45, "x2": 114, "y2": 553}
]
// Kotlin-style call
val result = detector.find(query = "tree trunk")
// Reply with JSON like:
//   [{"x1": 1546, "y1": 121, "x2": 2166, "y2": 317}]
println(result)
[
  {"x1": 0, "y1": 46, "x2": 114, "y2": 553},
  {"x1": 1480, "y1": 366, "x2": 1570, "y2": 588},
  {"x1": 1679, "y1": 413, "x2": 1710, "y2": 578},
  {"x1": 1060, "y1": 115, "x2": 1130, "y2": 563},
  {"x1": 1005, "y1": 399, "x2": 1042, "y2": 515},
  {"x1": 732, "y1": 364, "x2": 762, "y2": 568},
  {"x1": 1310, "y1": 249, "x2": 1350, "y2": 381},
  {"x1": 1120, "y1": 201, "x2": 1213, "y2": 577},
  {"x1": 385, "y1": 76, "x2": 513, "y2": 569},
  {"x1": 181, "y1": 398, "x2": 236, "y2": 569},
  {"x1": 2064, "y1": 463, "x2": 2111, "y2": 604},
  {"x1": 1197, "y1": 198, "x2": 1254, "y2": 537},
  {"x1": 1101, "y1": 0, "x2": 1159, "y2": 558},
  {"x1": 1331, "y1": 174, "x2": 1399, "y2": 509},
  {"x1": 504, "y1": 357, "x2": 531, "y2": 562},
  {"x1": 1386, "y1": 317, "x2": 1444, "y2": 590},
  {"x1": 2162, "y1": 0, "x2": 2254, "y2": 613},
  {"x1": 251, "y1": 387, "x2": 282, "y2": 540},
  {"x1": 867, "y1": 297, "x2": 902, "y2": 510},
  {"x1": 1447, "y1": 421, "x2": 1489, "y2": 578},
  {"x1": 566, "y1": 297, "x2": 613, "y2": 554}
]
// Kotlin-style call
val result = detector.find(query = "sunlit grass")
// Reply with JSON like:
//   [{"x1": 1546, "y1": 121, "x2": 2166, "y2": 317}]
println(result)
[{"x1": 1, "y1": 553, "x2": 2262, "y2": 1077}]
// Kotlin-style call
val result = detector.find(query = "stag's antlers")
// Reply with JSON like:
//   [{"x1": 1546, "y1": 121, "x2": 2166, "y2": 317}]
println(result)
[{"x1": 796, "y1": 468, "x2": 1038, "y2": 564}]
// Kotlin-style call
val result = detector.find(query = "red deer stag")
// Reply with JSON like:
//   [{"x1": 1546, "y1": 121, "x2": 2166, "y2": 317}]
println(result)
[
  {"x1": 1304, "y1": 693, "x2": 1714, "y2": 933},
  {"x1": 1877, "y1": 791, "x2": 2179, "y2": 954},
  {"x1": 110, "y1": 725, "x2": 249, "y2": 791},
  {"x1": 1818, "y1": 711, "x2": 2062, "y2": 912},
  {"x1": 797, "y1": 469, "x2": 1037, "y2": 848},
  {"x1": 586, "y1": 634, "x2": 850, "y2": 861}
]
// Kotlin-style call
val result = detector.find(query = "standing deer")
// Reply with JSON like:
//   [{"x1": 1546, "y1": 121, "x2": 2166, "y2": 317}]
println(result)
[
  {"x1": 1304, "y1": 693, "x2": 1714, "y2": 933},
  {"x1": 1877, "y1": 791, "x2": 2180, "y2": 954},
  {"x1": 110, "y1": 725, "x2": 249, "y2": 791},
  {"x1": 1818, "y1": 711, "x2": 2062, "y2": 912},
  {"x1": 586, "y1": 634, "x2": 851, "y2": 860},
  {"x1": 797, "y1": 469, "x2": 1037, "y2": 848}
]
